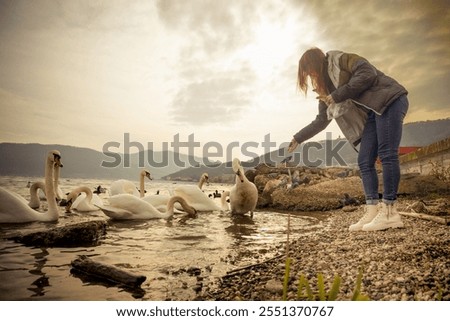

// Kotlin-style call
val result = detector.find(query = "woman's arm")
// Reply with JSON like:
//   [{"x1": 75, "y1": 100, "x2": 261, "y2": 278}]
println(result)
[
  {"x1": 293, "y1": 101, "x2": 331, "y2": 145},
  {"x1": 331, "y1": 54, "x2": 377, "y2": 103}
]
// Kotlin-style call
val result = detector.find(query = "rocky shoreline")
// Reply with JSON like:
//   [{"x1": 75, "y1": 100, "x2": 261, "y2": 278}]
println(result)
[{"x1": 197, "y1": 202, "x2": 450, "y2": 301}]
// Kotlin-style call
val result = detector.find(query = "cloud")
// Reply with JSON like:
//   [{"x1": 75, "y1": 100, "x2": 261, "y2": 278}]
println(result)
[
  {"x1": 170, "y1": 67, "x2": 255, "y2": 125},
  {"x1": 157, "y1": 0, "x2": 307, "y2": 126},
  {"x1": 298, "y1": 0, "x2": 450, "y2": 122},
  {"x1": 155, "y1": 0, "x2": 260, "y2": 54},
  {"x1": 1, "y1": 0, "x2": 448, "y2": 153}
]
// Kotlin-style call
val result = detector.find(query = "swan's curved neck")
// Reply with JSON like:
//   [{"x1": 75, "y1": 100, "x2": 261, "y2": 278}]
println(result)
[
  {"x1": 140, "y1": 172, "x2": 146, "y2": 198},
  {"x1": 30, "y1": 182, "x2": 45, "y2": 195},
  {"x1": 29, "y1": 182, "x2": 45, "y2": 204},
  {"x1": 164, "y1": 200, "x2": 176, "y2": 219},
  {"x1": 72, "y1": 186, "x2": 93, "y2": 201},
  {"x1": 167, "y1": 196, "x2": 195, "y2": 218},
  {"x1": 236, "y1": 167, "x2": 246, "y2": 184},
  {"x1": 54, "y1": 164, "x2": 60, "y2": 192},
  {"x1": 198, "y1": 176, "x2": 206, "y2": 189},
  {"x1": 44, "y1": 159, "x2": 59, "y2": 220}
]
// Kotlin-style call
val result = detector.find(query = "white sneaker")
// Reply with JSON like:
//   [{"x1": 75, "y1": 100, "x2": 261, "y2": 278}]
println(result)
[
  {"x1": 349, "y1": 204, "x2": 378, "y2": 232},
  {"x1": 362, "y1": 203, "x2": 404, "y2": 231}
]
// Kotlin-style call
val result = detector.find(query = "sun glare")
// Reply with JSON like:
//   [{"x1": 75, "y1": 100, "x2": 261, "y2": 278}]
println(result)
[{"x1": 243, "y1": 18, "x2": 297, "y2": 79}]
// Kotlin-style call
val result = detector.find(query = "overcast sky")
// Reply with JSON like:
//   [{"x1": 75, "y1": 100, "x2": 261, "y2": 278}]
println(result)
[{"x1": 1, "y1": 0, "x2": 449, "y2": 162}]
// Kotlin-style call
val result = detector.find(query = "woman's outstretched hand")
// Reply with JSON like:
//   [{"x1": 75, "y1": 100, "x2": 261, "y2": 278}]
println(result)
[
  {"x1": 317, "y1": 95, "x2": 335, "y2": 106},
  {"x1": 287, "y1": 138, "x2": 299, "y2": 153}
]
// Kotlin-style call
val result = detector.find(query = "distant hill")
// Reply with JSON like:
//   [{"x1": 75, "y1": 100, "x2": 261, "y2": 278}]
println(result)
[
  {"x1": 1, "y1": 118, "x2": 448, "y2": 181},
  {"x1": 162, "y1": 118, "x2": 450, "y2": 181},
  {"x1": 0, "y1": 143, "x2": 209, "y2": 180},
  {"x1": 400, "y1": 118, "x2": 450, "y2": 147},
  {"x1": 161, "y1": 138, "x2": 358, "y2": 182}
]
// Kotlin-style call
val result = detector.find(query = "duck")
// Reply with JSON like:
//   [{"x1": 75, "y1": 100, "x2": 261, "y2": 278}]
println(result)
[
  {"x1": 28, "y1": 181, "x2": 46, "y2": 209},
  {"x1": 229, "y1": 158, "x2": 258, "y2": 217},
  {"x1": 171, "y1": 173, "x2": 221, "y2": 212},
  {"x1": 110, "y1": 170, "x2": 152, "y2": 198},
  {"x1": 96, "y1": 195, "x2": 196, "y2": 220},
  {"x1": 0, "y1": 150, "x2": 62, "y2": 223},
  {"x1": 93, "y1": 185, "x2": 107, "y2": 195},
  {"x1": 340, "y1": 193, "x2": 360, "y2": 206},
  {"x1": 65, "y1": 186, "x2": 104, "y2": 212}
]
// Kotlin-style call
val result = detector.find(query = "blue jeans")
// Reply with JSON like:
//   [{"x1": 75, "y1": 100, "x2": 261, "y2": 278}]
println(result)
[{"x1": 358, "y1": 95, "x2": 409, "y2": 205}]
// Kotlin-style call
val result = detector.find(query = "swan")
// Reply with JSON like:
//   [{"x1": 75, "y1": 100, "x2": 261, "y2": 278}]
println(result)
[
  {"x1": 53, "y1": 163, "x2": 64, "y2": 200},
  {"x1": 141, "y1": 194, "x2": 186, "y2": 213},
  {"x1": 33, "y1": 162, "x2": 64, "y2": 202},
  {"x1": 171, "y1": 173, "x2": 221, "y2": 212},
  {"x1": 110, "y1": 170, "x2": 152, "y2": 197},
  {"x1": 229, "y1": 158, "x2": 258, "y2": 217},
  {"x1": 220, "y1": 190, "x2": 231, "y2": 212},
  {"x1": 0, "y1": 150, "x2": 62, "y2": 223},
  {"x1": 65, "y1": 186, "x2": 104, "y2": 212},
  {"x1": 28, "y1": 181, "x2": 46, "y2": 209},
  {"x1": 96, "y1": 195, "x2": 196, "y2": 220}
]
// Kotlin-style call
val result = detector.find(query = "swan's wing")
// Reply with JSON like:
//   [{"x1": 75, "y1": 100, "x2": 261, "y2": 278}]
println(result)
[
  {"x1": 95, "y1": 205, "x2": 134, "y2": 219},
  {"x1": 72, "y1": 194, "x2": 85, "y2": 208},
  {"x1": 0, "y1": 187, "x2": 37, "y2": 222},
  {"x1": 142, "y1": 194, "x2": 170, "y2": 207},
  {"x1": 173, "y1": 188, "x2": 221, "y2": 211},
  {"x1": 92, "y1": 194, "x2": 104, "y2": 206},
  {"x1": 0, "y1": 187, "x2": 30, "y2": 211},
  {"x1": 109, "y1": 180, "x2": 138, "y2": 196}
]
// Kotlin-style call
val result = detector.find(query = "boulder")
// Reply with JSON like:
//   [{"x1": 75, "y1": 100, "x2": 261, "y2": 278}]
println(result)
[{"x1": 10, "y1": 220, "x2": 107, "y2": 247}]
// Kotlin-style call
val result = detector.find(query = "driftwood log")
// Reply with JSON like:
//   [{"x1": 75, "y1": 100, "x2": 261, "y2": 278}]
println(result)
[
  {"x1": 222, "y1": 254, "x2": 285, "y2": 279},
  {"x1": 71, "y1": 255, "x2": 146, "y2": 287},
  {"x1": 398, "y1": 211, "x2": 449, "y2": 225}
]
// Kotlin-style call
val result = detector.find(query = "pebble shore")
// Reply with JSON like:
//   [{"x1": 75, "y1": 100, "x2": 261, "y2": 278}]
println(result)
[{"x1": 198, "y1": 205, "x2": 450, "y2": 301}]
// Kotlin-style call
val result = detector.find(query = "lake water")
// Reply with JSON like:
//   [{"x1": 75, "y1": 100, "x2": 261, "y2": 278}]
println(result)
[{"x1": 0, "y1": 176, "x2": 327, "y2": 300}]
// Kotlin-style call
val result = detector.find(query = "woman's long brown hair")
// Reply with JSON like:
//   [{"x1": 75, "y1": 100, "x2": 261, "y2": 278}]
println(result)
[{"x1": 297, "y1": 47, "x2": 328, "y2": 97}]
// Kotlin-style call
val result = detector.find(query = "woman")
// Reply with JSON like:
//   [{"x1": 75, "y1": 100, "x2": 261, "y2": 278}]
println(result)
[{"x1": 288, "y1": 47, "x2": 408, "y2": 232}]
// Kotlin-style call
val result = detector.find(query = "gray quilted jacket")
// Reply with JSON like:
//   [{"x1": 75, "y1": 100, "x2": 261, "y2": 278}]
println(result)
[{"x1": 294, "y1": 51, "x2": 408, "y2": 146}]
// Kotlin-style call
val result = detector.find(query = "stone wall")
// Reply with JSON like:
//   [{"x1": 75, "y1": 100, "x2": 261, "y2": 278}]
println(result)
[{"x1": 400, "y1": 137, "x2": 450, "y2": 175}]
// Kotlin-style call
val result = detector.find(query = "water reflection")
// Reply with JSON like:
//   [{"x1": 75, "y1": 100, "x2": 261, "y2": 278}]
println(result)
[
  {"x1": 27, "y1": 248, "x2": 49, "y2": 297},
  {"x1": 225, "y1": 215, "x2": 256, "y2": 239}
]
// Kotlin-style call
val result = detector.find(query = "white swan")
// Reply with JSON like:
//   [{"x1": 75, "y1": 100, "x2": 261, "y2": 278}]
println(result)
[
  {"x1": 141, "y1": 194, "x2": 187, "y2": 214},
  {"x1": 220, "y1": 190, "x2": 231, "y2": 212},
  {"x1": 28, "y1": 181, "x2": 46, "y2": 209},
  {"x1": 110, "y1": 170, "x2": 152, "y2": 197},
  {"x1": 171, "y1": 173, "x2": 221, "y2": 212},
  {"x1": 0, "y1": 150, "x2": 62, "y2": 223},
  {"x1": 33, "y1": 163, "x2": 64, "y2": 203},
  {"x1": 229, "y1": 158, "x2": 258, "y2": 217},
  {"x1": 96, "y1": 195, "x2": 196, "y2": 220},
  {"x1": 65, "y1": 186, "x2": 104, "y2": 212}
]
